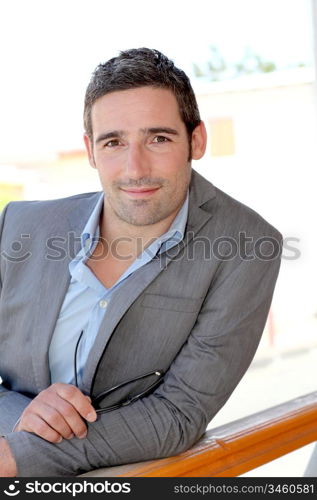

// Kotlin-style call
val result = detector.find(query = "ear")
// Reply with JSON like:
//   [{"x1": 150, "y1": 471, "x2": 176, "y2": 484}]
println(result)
[
  {"x1": 83, "y1": 133, "x2": 96, "y2": 168},
  {"x1": 191, "y1": 121, "x2": 207, "y2": 160}
]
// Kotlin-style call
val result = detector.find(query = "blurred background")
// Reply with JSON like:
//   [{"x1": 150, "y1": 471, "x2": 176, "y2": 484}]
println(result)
[{"x1": 0, "y1": 0, "x2": 316, "y2": 476}]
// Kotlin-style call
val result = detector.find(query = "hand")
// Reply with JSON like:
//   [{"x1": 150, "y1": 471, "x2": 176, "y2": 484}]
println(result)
[
  {"x1": 0, "y1": 438, "x2": 17, "y2": 476},
  {"x1": 15, "y1": 383, "x2": 97, "y2": 443}
]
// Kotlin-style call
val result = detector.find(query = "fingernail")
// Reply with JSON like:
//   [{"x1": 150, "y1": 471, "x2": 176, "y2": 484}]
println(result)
[
  {"x1": 86, "y1": 411, "x2": 96, "y2": 422},
  {"x1": 78, "y1": 432, "x2": 87, "y2": 439},
  {"x1": 57, "y1": 437, "x2": 63, "y2": 443},
  {"x1": 67, "y1": 433, "x2": 75, "y2": 440}
]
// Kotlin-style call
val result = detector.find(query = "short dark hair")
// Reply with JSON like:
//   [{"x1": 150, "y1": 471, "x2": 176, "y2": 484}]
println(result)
[{"x1": 84, "y1": 48, "x2": 201, "y2": 140}]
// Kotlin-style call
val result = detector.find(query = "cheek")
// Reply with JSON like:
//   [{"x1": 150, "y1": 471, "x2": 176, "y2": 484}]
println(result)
[
  {"x1": 157, "y1": 150, "x2": 189, "y2": 175},
  {"x1": 95, "y1": 156, "x2": 122, "y2": 184}
]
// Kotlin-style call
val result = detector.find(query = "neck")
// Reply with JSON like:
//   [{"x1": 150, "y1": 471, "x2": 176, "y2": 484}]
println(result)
[{"x1": 99, "y1": 202, "x2": 181, "y2": 258}]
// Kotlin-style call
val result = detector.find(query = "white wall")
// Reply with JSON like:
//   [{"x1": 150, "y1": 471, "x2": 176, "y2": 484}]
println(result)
[{"x1": 195, "y1": 74, "x2": 317, "y2": 350}]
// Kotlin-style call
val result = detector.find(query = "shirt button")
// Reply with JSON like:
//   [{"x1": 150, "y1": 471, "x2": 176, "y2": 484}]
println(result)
[{"x1": 99, "y1": 300, "x2": 108, "y2": 309}]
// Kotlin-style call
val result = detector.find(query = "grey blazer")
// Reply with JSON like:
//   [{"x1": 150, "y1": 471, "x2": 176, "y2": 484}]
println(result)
[{"x1": 0, "y1": 170, "x2": 282, "y2": 476}]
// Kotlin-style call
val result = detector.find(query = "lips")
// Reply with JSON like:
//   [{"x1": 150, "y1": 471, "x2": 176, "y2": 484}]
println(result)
[{"x1": 120, "y1": 187, "x2": 160, "y2": 197}]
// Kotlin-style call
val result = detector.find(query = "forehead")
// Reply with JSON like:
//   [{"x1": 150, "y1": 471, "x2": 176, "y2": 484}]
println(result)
[{"x1": 90, "y1": 87, "x2": 184, "y2": 133}]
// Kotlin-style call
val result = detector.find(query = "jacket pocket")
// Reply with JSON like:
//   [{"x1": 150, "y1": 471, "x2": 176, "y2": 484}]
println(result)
[{"x1": 141, "y1": 293, "x2": 202, "y2": 313}]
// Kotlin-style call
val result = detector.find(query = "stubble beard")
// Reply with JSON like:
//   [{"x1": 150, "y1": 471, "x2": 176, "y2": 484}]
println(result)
[{"x1": 106, "y1": 169, "x2": 191, "y2": 227}]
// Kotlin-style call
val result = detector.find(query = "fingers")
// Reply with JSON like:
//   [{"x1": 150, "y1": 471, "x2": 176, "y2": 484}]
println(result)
[
  {"x1": 17, "y1": 412, "x2": 64, "y2": 444},
  {"x1": 15, "y1": 383, "x2": 97, "y2": 443},
  {"x1": 47, "y1": 392, "x2": 88, "y2": 439},
  {"x1": 18, "y1": 397, "x2": 85, "y2": 441},
  {"x1": 53, "y1": 384, "x2": 97, "y2": 423}
]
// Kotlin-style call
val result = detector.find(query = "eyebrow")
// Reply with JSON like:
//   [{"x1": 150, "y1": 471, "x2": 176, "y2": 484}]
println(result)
[
  {"x1": 95, "y1": 130, "x2": 124, "y2": 144},
  {"x1": 95, "y1": 127, "x2": 179, "y2": 144},
  {"x1": 146, "y1": 127, "x2": 179, "y2": 136}
]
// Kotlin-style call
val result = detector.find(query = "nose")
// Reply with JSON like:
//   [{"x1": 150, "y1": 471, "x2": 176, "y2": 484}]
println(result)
[{"x1": 125, "y1": 142, "x2": 151, "y2": 179}]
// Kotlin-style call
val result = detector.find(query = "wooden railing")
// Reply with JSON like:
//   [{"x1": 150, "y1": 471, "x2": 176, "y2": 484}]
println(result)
[{"x1": 82, "y1": 391, "x2": 317, "y2": 477}]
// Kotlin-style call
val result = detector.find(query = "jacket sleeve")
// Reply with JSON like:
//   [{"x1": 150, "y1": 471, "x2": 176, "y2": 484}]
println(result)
[
  {"x1": 0, "y1": 386, "x2": 31, "y2": 435},
  {"x1": 5, "y1": 232, "x2": 282, "y2": 476},
  {"x1": 0, "y1": 206, "x2": 33, "y2": 435}
]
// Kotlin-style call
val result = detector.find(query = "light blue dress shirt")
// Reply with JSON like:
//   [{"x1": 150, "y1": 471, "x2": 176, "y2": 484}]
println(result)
[{"x1": 49, "y1": 192, "x2": 189, "y2": 388}]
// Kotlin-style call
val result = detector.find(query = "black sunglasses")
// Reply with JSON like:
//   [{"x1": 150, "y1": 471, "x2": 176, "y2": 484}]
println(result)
[{"x1": 74, "y1": 331, "x2": 164, "y2": 414}]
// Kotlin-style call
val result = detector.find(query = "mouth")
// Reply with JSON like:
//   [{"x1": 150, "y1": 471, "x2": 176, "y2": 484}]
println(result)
[{"x1": 120, "y1": 187, "x2": 160, "y2": 198}]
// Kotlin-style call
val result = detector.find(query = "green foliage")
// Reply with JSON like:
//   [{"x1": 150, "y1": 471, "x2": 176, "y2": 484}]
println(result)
[
  {"x1": 193, "y1": 62, "x2": 205, "y2": 78},
  {"x1": 0, "y1": 197, "x2": 12, "y2": 212},
  {"x1": 193, "y1": 45, "x2": 306, "y2": 82},
  {"x1": 0, "y1": 183, "x2": 24, "y2": 212}
]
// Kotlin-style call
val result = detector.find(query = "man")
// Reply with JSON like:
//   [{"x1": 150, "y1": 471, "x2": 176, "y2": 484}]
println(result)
[{"x1": 0, "y1": 48, "x2": 282, "y2": 476}]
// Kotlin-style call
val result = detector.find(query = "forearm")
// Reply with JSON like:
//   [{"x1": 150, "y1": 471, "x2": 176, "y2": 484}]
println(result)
[
  {"x1": 5, "y1": 396, "x2": 199, "y2": 476},
  {"x1": 0, "y1": 437, "x2": 17, "y2": 477}
]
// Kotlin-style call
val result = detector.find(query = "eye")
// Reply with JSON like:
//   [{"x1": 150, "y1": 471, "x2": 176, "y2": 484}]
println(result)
[
  {"x1": 152, "y1": 135, "x2": 170, "y2": 143},
  {"x1": 104, "y1": 139, "x2": 120, "y2": 148}
]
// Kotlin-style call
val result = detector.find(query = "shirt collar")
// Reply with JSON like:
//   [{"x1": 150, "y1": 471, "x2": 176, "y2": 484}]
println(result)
[{"x1": 81, "y1": 192, "x2": 104, "y2": 255}]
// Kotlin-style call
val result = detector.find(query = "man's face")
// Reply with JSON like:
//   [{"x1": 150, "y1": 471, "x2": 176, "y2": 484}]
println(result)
[{"x1": 84, "y1": 86, "x2": 206, "y2": 227}]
